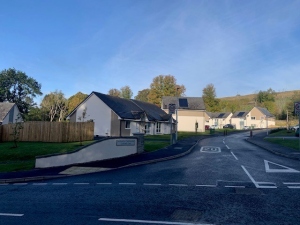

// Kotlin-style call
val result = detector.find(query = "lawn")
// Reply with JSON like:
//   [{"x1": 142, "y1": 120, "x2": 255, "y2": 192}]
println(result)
[
  {"x1": 265, "y1": 138, "x2": 300, "y2": 151},
  {"x1": 0, "y1": 141, "x2": 95, "y2": 173},
  {"x1": 268, "y1": 129, "x2": 296, "y2": 137}
]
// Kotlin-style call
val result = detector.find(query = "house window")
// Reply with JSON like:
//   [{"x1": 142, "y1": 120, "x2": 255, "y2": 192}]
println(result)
[
  {"x1": 251, "y1": 117, "x2": 255, "y2": 120},
  {"x1": 156, "y1": 123, "x2": 161, "y2": 133},
  {"x1": 145, "y1": 123, "x2": 151, "y2": 134},
  {"x1": 125, "y1": 121, "x2": 131, "y2": 129}
]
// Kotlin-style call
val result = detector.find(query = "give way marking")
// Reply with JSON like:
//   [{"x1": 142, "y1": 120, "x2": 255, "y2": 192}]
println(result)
[
  {"x1": 264, "y1": 160, "x2": 300, "y2": 173},
  {"x1": 0, "y1": 213, "x2": 24, "y2": 217},
  {"x1": 200, "y1": 146, "x2": 221, "y2": 153}
]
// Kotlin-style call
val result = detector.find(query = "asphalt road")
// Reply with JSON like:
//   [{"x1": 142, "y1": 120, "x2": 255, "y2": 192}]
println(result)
[{"x1": 1, "y1": 132, "x2": 300, "y2": 225}]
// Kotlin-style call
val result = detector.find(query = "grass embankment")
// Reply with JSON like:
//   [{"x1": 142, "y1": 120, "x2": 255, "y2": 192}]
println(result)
[
  {"x1": 265, "y1": 129, "x2": 300, "y2": 150},
  {"x1": 0, "y1": 141, "x2": 95, "y2": 173}
]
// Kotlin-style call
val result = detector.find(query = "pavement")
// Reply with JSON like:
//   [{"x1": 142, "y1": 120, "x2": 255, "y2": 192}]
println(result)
[{"x1": 1, "y1": 130, "x2": 299, "y2": 183}]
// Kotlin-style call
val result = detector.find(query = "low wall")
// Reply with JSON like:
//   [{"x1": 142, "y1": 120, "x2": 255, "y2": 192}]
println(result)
[{"x1": 35, "y1": 138, "x2": 137, "y2": 168}]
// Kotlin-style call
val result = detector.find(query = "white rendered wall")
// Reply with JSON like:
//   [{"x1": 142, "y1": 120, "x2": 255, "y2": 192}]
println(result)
[
  {"x1": 35, "y1": 138, "x2": 137, "y2": 168},
  {"x1": 76, "y1": 94, "x2": 111, "y2": 136}
]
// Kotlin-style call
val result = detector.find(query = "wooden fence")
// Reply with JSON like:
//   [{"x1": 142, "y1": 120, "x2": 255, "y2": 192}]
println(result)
[{"x1": 0, "y1": 121, "x2": 94, "y2": 143}]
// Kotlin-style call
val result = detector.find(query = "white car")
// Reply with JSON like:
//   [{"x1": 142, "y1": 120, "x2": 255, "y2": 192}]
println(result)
[
  {"x1": 210, "y1": 125, "x2": 218, "y2": 129},
  {"x1": 291, "y1": 124, "x2": 299, "y2": 131}
]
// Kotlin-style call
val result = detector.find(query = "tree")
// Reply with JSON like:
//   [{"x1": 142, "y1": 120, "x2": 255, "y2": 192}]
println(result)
[
  {"x1": 148, "y1": 75, "x2": 185, "y2": 106},
  {"x1": 67, "y1": 92, "x2": 88, "y2": 114},
  {"x1": 202, "y1": 83, "x2": 221, "y2": 112},
  {"x1": 41, "y1": 90, "x2": 68, "y2": 122},
  {"x1": 135, "y1": 89, "x2": 150, "y2": 102},
  {"x1": 108, "y1": 89, "x2": 121, "y2": 97},
  {"x1": 0, "y1": 68, "x2": 42, "y2": 115},
  {"x1": 24, "y1": 106, "x2": 44, "y2": 121},
  {"x1": 10, "y1": 114, "x2": 23, "y2": 148},
  {"x1": 120, "y1": 86, "x2": 133, "y2": 99},
  {"x1": 256, "y1": 88, "x2": 276, "y2": 103}
]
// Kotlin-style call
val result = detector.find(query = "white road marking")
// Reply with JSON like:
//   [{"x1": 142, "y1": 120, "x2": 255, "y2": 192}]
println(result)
[
  {"x1": 143, "y1": 183, "x2": 162, "y2": 186},
  {"x1": 119, "y1": 183, "x2": 136, "y2": 185},
  {"x1": 231, "y1": 151, "x2": 238, "y2": 160},
  {"x1": 174, "y1": 147, "x2": 182, "y2": 149},
  {"x1": 283, "y1": 182, "x2": 300, "y2": 189},
  {"x1": 74, "y1": 183, "x2": 89, "y2": 185},
  {"x1": 0, "y1": 213, "x2": 24, "y2": 217},
  {"x1": 33, "y1": 183, "x2": 48, "y2": 185},
  {"x1": 52, "y1": 183, "x2": 68, "y2": 185},
  {"x1": 264, "y1": 160, "x2": 300, "y2": 173},
  {"x1": 169, "y1": 184, "x2": 188, "y2": 187},
  {"x1": 241, "y1": 165, "x2": 277, "y2": 189},
  {"x1": 287, "y1": 186, "x2": 300, "y2": 189},
  {"x1": 226, "y1": 145, "x2": 230, "y2": 150},
  {"x1": 196, "y1": 185, "x2": 216, "y2": 187},
  {"x1": 200, "y1": 146, "x2": 221, "y2": 153},
  {"x1": 225, "y1": 186, "x2": 245, "y2": 188},
  {"x1": 98, "y1": 218, "x2": 213, "y2": 225},
  {"x1": 283, "y1": 182, "x2": 300, "y2": 185},
  {"x1": 97, "y1": 183, "x2": 112, "y2": 185},
  {"x1": 0, "y1": 183, "x2": 9, "y2": 185},
  {"x1": 13, "y1": 183, "x2": 27, "y2": 185}
]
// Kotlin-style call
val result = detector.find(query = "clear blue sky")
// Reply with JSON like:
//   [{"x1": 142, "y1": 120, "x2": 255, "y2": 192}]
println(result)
[{"x1": 1, "y1": 0, "x2": 300, "y2": 103}]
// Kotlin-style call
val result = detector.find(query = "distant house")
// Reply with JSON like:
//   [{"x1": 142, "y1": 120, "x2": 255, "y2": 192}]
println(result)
[
  {"x1": 67, "y1": 92, "x2": 172, "y2": 137},
  {"x1": 230, "y1": 111, "x2": 249, "y2": 129},
  {"x1": 161, "y1": 96, "x2": 206, "y2": 132},
  {"x1": 231, "y1": 107, "x2": 275, "y2": 129},
  {"x1": 0, "y1": 102, "x2": 22, "y2": 125},
  {"x1": 205, "y1": 112, "x2": 233, "y2": 129}
]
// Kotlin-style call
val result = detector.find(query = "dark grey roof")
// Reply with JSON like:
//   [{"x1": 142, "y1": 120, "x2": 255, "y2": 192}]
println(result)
[
  {"x1": 131, "y1": 100, "x2": 170, "y2": 121},
  {"x1": 0, "y1": 102, "x2": 15, "y2": 122},
  {"x1": 70, "y1": 92, "x2": 170, "y2": 122},
  {"x1": 231, "y1": 111, "x2": 249, "y2": 118},
  {"x1": 161, "y1": 96, "x2": 206, "y2": 110},
  {"x1": 207, "y1": 112, "x2": 231, "y2": 119},
  {"x1": 256, "y1": 107, "x2": 274, "y2": 118}
]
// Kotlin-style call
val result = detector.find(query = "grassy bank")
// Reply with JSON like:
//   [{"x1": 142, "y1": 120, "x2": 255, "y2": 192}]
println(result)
[{"x1": 265, "y1": 138, "x2": 300, "y2": 150}]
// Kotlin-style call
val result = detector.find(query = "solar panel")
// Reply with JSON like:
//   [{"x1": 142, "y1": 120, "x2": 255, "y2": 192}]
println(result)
[
  {"x1": 218, "y1": 113, "x2": 225, "y2": 118},
  {"x1": 237, "y1": 112, "x2": 245, "y2": 117},
  {"x1": 179, "y1": 98, "x2": 188, "y2": 108}
]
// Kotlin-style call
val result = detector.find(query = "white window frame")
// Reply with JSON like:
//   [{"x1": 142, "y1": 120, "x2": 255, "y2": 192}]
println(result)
[
  {"x1": 156, "y1": 123, "x2": 161, "y2": 133},
  {"x1": 125, "y1": 121, "x2": 131, "y2": 129}
]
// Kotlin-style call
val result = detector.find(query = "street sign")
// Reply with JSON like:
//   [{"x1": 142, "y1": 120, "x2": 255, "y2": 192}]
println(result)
[
  {"x1": 295, "y1": 102, "x2": 300, "y2": 116},
  {"x1": 168, "y1": 103, "x2": 176, "y2": 114}
]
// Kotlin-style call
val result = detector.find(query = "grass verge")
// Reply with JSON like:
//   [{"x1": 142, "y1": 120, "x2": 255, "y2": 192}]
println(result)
[
  {"x1": 265, "y1": 138, "x2": 300, "y2": 150},
  {"x1": 0, "y1": 141, "x2": 95, "y2": 173}
]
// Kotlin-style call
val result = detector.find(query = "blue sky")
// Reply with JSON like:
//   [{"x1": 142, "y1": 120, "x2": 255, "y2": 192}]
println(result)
[{"x1": 1, "y1": 0, "x2": 300, "y2": 103}]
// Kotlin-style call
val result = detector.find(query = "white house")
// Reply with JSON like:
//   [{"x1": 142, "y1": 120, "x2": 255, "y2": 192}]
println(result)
[
  {"x1": 161, "y1": 96, "x2": 206, "y2": 132},
  {"x1": 205, "y1": 112, "x2": 233, "y2": 129},
  {"x1": 0, "y1": 102, "x2": 22, "y2": 125},
  {"x1": 67, "y1": 92, "x2": 173, "y2": 137}
]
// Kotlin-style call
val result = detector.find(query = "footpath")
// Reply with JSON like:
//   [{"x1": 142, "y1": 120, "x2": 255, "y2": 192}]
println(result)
[{"x1": 0, "y1": 136, "x2": 202, "y2": 183}]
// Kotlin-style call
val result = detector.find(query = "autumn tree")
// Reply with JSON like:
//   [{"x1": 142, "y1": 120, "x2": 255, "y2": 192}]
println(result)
[
  {"x1": 41, "y1": 90, "x2": 68, "y2": 122},
  {"x1": 67, "y1": 92, "x2": 88, "y2": 114},
  {"x1": 148, "y1": 75, "x2": 185, "y2": 106},
  {"x1": 0, "y1": 68, "x2": 42, "y2": 115},
  {"x1": 108, "y1": 88, "x2": 121, "y2": 97},
  {"x1": 120, "y1": 86, "x2": 133, "y2": 99},
  {"x1": 202, "y1": 84, "x2": 221, "y2": 112},
  {"x1": 135, "y1": 89, "x2": 150, "y2": 102}
]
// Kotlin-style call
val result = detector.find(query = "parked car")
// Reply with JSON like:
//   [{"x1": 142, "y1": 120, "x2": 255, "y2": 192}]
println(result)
[
  {"x1": 291, "y1": 124, "x2": 299, "y2": 131},
  {"x1": 210, "y1": 125, "x2": 218, "y2": 129},
  {"x1": 205, "y1": 125, "x2": 210, "y2": 130},
  {"x1": 243, "y1": 126, "x2": 249, "y2": 130},
  {"x1": 223, "y1": 124, "x2": 234, "y2": 129},
  {"x1": 296, "y1": 128, "x2": 299, "y2": 137}
]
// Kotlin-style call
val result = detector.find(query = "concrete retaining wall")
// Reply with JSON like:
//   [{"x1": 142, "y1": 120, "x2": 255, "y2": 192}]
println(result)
[{"x1": 35, "y1": 138, "x2": 137, "y2": 168}]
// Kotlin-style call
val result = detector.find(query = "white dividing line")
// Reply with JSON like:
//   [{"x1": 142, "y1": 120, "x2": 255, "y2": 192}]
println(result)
[
  {"x1": 226, "y1": 145, "x2": 230, "y2": 150},
  {"x1": 13, "y1": 183, "x2": 27, "y2": 185},
  {"x1": 0, "y1": 213, "x2": 24, "y2": 217},
  {"x1": 287, "y1": 186, "x2": 300, "y2": 189},
  {"x1": 119, "y1": 183, "x2": 136, "y2": 185},
  {"x1": 0, "y1": 183, "x2": 9, "y2": 185},
  {"x1": 52, "y1": 183, "x2": 68, "y2": 185},
  {"x1": 169, "y1": 184, "x2": 188, "y2": 187},
  {"x1": 74, "y1": 183, "x2": 89, "y2": 185},
  {"x1": 231, "y1": 151, "x2": 238, "y2": 160},
  {"x1": 98, "y1": 218, "x2": 213, "y2": 225},
  {"x1": 196, "y1": 185, "x2": 216, "y2": 187},
  {"x1": 33, "y1": 183, "x2": 48, "y2": 185},
  {"x1": 97, "y1": 183, "x2": 112, "y2": 185},
  {"x1": 225, "y1": 186, "x2": 245, "y2": 188},
  {"x1": 143, "y1": 183, "x2": 162, "y2": 186},
  {"x1": 241, "y1": 166, "x2": 277, "y2": 189}
]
